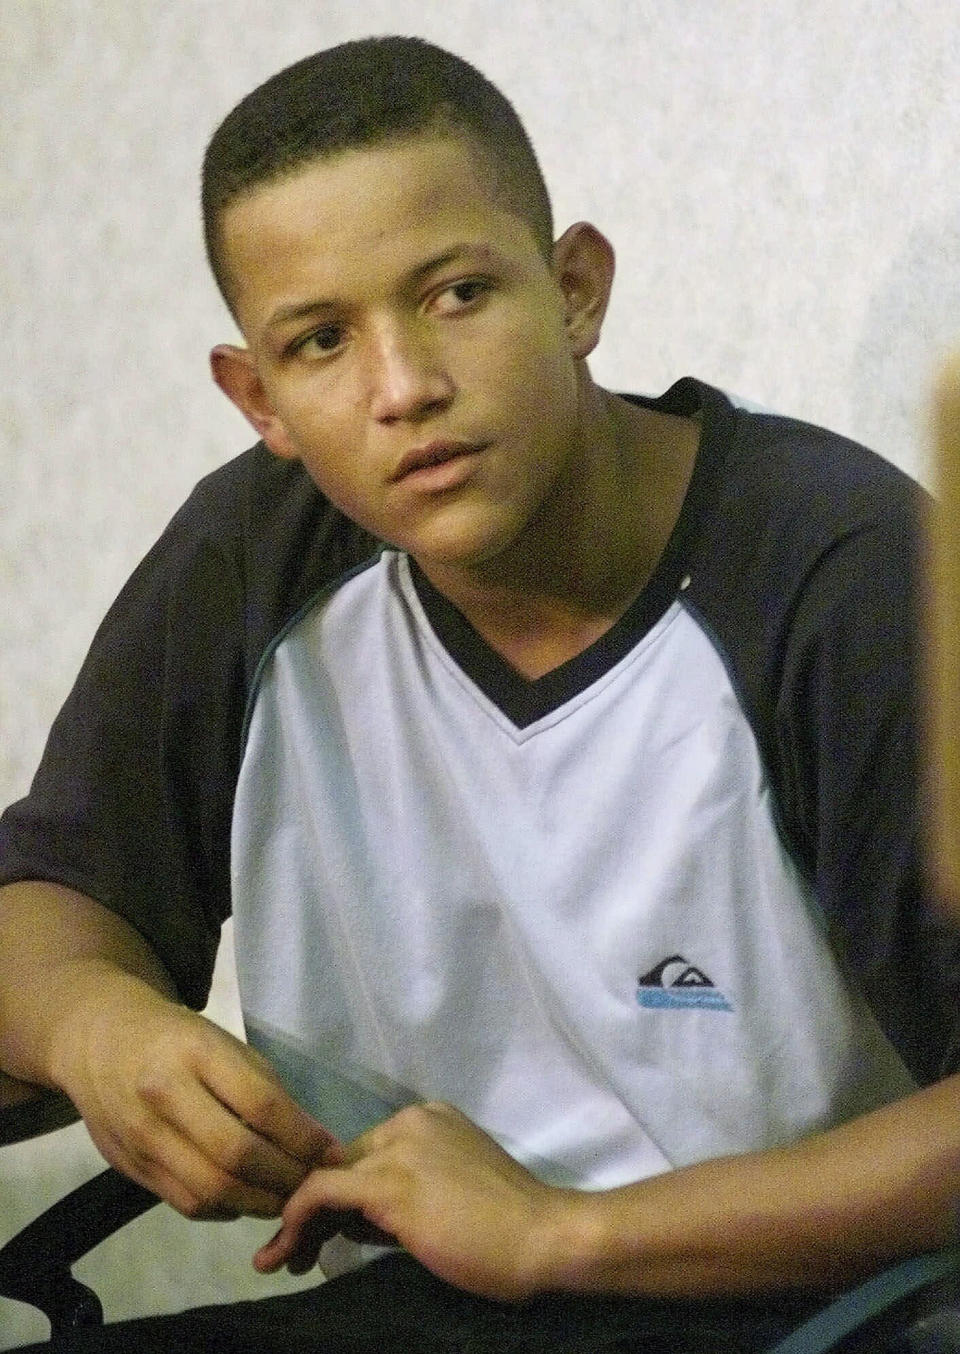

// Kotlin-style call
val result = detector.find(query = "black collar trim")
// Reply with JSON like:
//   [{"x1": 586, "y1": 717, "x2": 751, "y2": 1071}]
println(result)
[{"x1": 409, "y1": 379, "x2": 733, "y2": 729}]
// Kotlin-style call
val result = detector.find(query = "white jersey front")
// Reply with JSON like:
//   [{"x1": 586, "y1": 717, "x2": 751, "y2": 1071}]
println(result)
[{"x1": 232, "y1": 549, "x2": 913, "y2": 1190}]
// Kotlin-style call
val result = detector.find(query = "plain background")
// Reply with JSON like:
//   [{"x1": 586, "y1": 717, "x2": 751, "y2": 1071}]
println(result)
[{"x1": 1, "y1": 0, "x2": 958, "y2": 1344}]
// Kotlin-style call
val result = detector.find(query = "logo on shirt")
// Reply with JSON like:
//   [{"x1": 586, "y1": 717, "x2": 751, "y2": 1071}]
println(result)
[{"x1": 635, "y1": 955, "x2": 733, "y2": 1012}]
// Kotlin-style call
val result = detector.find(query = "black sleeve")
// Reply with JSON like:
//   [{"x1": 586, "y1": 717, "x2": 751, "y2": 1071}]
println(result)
[
  {"x1": 775, "y1": 490, "x2": 960, "y2": 1085},
  {"x1": 0, "y1": 444, "x2": 375, "y2": 1009},
  {"x1": 687, "y1": 398, "x2": 960, "y2": 1086}
]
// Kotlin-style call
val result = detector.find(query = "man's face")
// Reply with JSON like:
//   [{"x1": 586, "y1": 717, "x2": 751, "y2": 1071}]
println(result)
[{"x1": 214, "y1": 136, "x2": 606, "y2": 576}]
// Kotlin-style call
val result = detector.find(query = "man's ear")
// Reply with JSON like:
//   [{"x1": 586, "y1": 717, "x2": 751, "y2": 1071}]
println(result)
[
  {"x1": 210, "y1": 344, "x2": 299, "y2": 460},
  {"x1": 551, "y1": 223, "x2": 616, "y2": 360}
]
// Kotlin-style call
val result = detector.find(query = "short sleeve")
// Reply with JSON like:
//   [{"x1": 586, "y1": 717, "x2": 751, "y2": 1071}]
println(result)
[
  {"x1": 0, "y1": 445, "x2": 374, "y2": 1008},
  {"x1": 776, "y1": 497, "x2": 960, "y2": 1084},
  {"x1": 684, "y1": 396, "x2": 960, "y2": 1086}
]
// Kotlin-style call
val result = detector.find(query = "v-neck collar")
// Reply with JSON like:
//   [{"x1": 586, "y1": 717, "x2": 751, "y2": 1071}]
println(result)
[{"x1": 408, "y1": 379, "x2": 733, "y2": 728}]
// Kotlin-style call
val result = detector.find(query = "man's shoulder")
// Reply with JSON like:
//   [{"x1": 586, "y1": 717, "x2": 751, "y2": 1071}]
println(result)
[
  {"x1": 726, "y1": 394, "x2": 924, "y2": 527},
  {"x1": 639, "y1": 376, "x2": 923, "y2": 524},
  {"x1": 662, "y1": 380, "x2": 926, "y2": 582},
  {"x1": 156, "y1": 442, "x2": 378, "y2": 618},
  {"x1": 167, "y1": 441, "x2": 326, "y2": 547},
  {"x1": 673, "y1": 379, "x2": 927, "y2": 710}
]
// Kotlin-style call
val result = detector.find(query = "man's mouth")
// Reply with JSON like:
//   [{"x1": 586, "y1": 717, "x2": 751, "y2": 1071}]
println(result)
[{"x1": 390, "y1": 440, "x2": 487, "y2": 483}]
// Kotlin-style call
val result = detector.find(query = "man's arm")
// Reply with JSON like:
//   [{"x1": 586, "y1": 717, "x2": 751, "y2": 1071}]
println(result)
[
  {"x1": 254, "y1": 1082, "x2": 960, "y2": 1301},
  {"x1": 0, "y1": 880, "x2": 339, "y2": 1219}
]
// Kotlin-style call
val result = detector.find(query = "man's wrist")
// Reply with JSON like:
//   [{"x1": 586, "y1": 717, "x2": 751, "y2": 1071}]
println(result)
[{"x1": 525, "y1": 1185, "x2": 620, "y2": 1295}]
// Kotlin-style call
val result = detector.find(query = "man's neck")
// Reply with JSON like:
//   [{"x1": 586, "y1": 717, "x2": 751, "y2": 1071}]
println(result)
[{"x1": 415, "y1": 388, "x2": 700, "y2": 681}]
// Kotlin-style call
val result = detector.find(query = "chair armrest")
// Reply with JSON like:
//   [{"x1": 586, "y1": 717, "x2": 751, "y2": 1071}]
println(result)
[
  {"x1": 768, "y1": 1249, "x2": 960, "y2": 1353},
  {"x1": 0, "y1": 1071, "x2": 160, "y2": 1332},
  {"x1": 0, "y1": 1070, "x2": 79, "y2": 1144},
  {"x1": 0, "y1": 1164, "x2": 160, "y2": 1332}
]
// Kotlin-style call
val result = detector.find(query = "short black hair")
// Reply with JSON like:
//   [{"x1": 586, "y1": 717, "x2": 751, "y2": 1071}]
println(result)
[{"x1": 202, "y1": 35, "x2": 555, "y2": 313}]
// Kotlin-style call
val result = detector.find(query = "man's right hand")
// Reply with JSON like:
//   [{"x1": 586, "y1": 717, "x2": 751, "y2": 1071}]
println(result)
[
  {"x1": 0, "y1": 882, "x2": 339, "y2": 1220},
  {"x1": 53, "y1": 970, "x2": 341, "y2": 1219}
]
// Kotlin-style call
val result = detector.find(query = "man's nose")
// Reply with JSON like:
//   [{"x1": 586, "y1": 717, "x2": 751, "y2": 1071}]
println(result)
[{"x1": 366, "y1": 321, "x2": 455, "y2": 423}]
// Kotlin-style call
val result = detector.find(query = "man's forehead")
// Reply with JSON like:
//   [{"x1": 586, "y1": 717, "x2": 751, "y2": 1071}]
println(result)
[
  {"x1": 222, "y1": 135, "x2": 498, "y2": 245},
  {"x1": 219, "y1": 139, "x2": 543, "y2": 327}
]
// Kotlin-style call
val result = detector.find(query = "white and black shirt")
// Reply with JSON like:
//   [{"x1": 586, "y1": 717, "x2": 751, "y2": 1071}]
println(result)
[{"x1": 3, "y1": 379, "x2": 954, "y2": 1184}]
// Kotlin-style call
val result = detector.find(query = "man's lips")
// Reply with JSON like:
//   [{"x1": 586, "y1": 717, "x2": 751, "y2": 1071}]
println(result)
[{"x1": 390, "y1": 440, "x2": 487, "y2": 482}]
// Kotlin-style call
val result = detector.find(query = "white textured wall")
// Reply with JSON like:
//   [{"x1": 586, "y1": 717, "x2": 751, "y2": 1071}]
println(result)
[{"x1": 2, "y1": 0, "x2": 958, "y2": 1344}]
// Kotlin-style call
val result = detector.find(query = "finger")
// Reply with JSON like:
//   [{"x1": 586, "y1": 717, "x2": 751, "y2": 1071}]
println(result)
[
  {"x1": 138, "y1": 1034, "x2": 342, "y2": 1197},
  {"x1": 87, "y1": 1087, "x2": 291, "y2": 1217},
  {"x1": 105, "y1": 1115, "x2": 289, "y2": 1219},
  {"x1": 197, "y1": 1042, "x2": 343, "y2": 1172},
  {"x1": 253, "y1": 1168, "x2": 378, "y2": 1272},
  {"x1": 254, "y1": 1213, "x2": 349, "y2": 1272},
  {"x1": 160, "y1": 1073, "x2": 318, "y2": 1197},
  {"x1": 254, "y1": 1223, "x2": 306, "y2": 1274}
]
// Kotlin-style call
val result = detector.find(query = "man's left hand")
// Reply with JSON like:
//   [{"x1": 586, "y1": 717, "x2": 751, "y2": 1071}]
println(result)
[{"x1": 252, "y1": 1101, "x2": 568, "y2": 1300}]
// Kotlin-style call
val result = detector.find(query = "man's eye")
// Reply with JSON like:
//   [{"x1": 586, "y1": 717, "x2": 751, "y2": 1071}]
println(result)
[
  {"x1": 434, "y1": 279, "x2": 490, "y2": 314},
  {"x1": 295, "y1": 324, "x2": 344, "y2": 357},
  {"x1": 452, "y1": 279, "x2": 487, "y2": 303}
]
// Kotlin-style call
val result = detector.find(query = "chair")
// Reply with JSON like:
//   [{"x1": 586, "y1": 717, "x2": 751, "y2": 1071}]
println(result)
[
  {"x1": 2, "y1": 1076, "x2": 959, "y2": 1352},
  {"x1": 0, "y1": 1076, "x2": 159, "y2": 1341}
]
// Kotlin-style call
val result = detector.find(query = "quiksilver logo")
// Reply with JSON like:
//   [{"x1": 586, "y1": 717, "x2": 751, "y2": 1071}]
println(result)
[{"x1": 636, "y1": 955, "x2": 733, "y2": 1012}]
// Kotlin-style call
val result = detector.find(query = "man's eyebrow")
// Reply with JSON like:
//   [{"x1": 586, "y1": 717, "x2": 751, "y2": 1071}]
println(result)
[
  {"x1": 407, "y1": 243, "x2": 499, "y2": 283},
  {"x1": 266, "y1": 297, "x2": 339, "y2": 329},
  {"x1": 265, "y1": 245, "x2": 500, "y2": 331}
]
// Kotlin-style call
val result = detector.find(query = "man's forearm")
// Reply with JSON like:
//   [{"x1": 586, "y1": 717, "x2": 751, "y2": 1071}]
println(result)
[
  {"x1": 537, "y1": 1073, "x2": 960, "y2": 1297},
  {"x1": 0, "y1": 880, "x2": 178, "y2": 1089},
  {"x1": 254, "y1": 1082, "x2": 960, "y2": 1302},
  {"x1": 0, "y1": 879, "x2": 338, "y2": 1219}
]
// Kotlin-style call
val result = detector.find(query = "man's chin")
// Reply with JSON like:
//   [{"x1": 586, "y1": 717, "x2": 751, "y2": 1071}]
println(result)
[{"x1": 401, "y1": 507, "x2": 528, "y2": 578}]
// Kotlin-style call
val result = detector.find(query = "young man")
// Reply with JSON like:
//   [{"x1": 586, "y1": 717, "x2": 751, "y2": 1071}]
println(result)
[{"x1": 1, "y1": 35, "x2": 958, "y2": 1353}]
